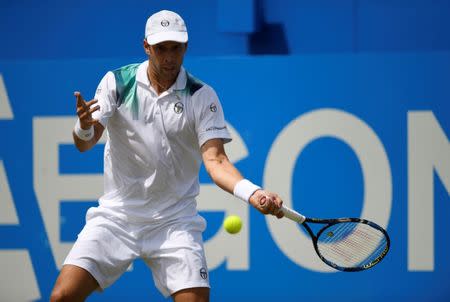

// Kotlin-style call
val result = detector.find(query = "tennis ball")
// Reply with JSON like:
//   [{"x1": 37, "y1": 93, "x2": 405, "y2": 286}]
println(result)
[{"x1": 223, "y1": 215, "x2": 242, "y2": 234}]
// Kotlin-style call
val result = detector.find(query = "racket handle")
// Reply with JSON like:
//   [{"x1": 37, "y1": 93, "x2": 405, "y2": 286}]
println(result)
[{"x1": 281, "y1": 205, "x2": 306, "y2": 224}]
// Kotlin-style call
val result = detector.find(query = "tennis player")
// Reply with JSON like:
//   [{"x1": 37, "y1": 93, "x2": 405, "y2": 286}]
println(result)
[{"x1": 50, "y1": 10, "x2": 283, "y2": 302}]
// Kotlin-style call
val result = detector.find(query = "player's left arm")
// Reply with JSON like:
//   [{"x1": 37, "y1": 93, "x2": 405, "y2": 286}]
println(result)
[
  {"x1": 201, "y1": 138, "x2": 283, "y2": 217},
  {"x1": 201, "y1": 138, "x2": 243, "y2": 193}
]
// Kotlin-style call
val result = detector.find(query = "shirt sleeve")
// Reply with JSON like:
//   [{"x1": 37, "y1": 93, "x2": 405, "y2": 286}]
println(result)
[
  {"x1": 91, "y1": 71, "x2": 117, "y2": 127},
  {"x1": 194, "y1": 85, "x2": 232, "y2": 148}
]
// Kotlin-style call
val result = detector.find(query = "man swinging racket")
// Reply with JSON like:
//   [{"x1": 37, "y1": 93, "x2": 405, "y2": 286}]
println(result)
[{"x1": 50, "y1": 10, "x2": 283, "y2": 302}]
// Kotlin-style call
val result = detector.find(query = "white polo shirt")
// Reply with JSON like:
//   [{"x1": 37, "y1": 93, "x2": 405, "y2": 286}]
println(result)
[{"x1": 91, "y1": 61, "x2": 231, "y2": 223}]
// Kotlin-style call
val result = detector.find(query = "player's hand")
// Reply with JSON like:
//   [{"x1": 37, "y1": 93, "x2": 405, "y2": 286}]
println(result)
[
  {"x1": 75, "y1": 91, "x2": 100, "y2": 129},
  {"x1": 249, "y1": 190, "x2": 284, "y2": 219}
]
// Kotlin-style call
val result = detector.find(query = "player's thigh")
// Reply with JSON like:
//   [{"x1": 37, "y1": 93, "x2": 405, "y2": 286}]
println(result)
[
  {"x1": 172, "y1": 287, "x2": 210, "y2": 302},
  {"x1": 50, "y1": 264, "x2": 99, "y2": 301},
  {"x1": 143, "y1": 215, "x2": 209, "y2": 297}
]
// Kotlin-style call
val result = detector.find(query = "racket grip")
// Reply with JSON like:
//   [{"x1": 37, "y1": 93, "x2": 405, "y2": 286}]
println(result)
[{"x1": 281, "y1": 205, "x2": 306, "y2": 223}]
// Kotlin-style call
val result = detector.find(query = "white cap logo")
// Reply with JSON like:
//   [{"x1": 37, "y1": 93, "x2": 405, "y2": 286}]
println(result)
[{"x1": 161, "y1": 20, "x2": 169, "y2": 27}]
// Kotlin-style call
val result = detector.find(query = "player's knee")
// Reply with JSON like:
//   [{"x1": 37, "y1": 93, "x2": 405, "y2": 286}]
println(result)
[
  {"x1": 172, "y1": 287, "x2": 210, "y2": 302},
  {"x1": 50, "y1": 287, "x2": 73, "y2": 302}
]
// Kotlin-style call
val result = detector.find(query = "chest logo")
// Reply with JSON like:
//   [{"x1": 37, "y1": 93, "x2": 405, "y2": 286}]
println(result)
[
  {"x1": 209, "y1": 103, "x2": 217, "y2": 112},
  {"x1": 174, "y1": 102, "x2": 184, "y2": 114}
]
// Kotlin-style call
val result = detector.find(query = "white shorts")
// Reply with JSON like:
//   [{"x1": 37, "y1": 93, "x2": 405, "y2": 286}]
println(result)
[{"x1": 63, "y1": 208, "x2": 210, "y2": 298}]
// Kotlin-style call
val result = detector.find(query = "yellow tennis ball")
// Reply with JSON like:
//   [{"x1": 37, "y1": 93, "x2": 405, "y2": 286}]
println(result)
[{"x1": 223, "y1": 215, "x2": 242, "y2": 234}]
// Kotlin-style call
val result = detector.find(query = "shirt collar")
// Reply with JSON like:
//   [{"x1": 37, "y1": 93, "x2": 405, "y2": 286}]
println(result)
[
  {"x1": 172, "y1": 66, "x2": 187, "y2": 92},
  {"x1": 136, "y1": 60, "x2": 187, "y2": 93},
  {"x1": 136, "y1": 60, "x2": 150, "y2": 86}
]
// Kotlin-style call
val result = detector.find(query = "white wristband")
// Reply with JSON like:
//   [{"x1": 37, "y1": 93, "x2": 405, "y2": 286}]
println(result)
[
  {"x1": 74, "y1": 119, "x2": 94, "y2": 141},
  {"x1": 233, "y1": 179, "x2": 261, "y2": 203}
]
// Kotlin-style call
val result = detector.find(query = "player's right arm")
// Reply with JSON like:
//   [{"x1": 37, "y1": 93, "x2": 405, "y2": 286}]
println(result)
[
  {"x1": 73, "y1": 71, "x2": 117, "y2": 152},
  {"x1": 72, "y1": 91, "x2": 104, "y2": 152}
]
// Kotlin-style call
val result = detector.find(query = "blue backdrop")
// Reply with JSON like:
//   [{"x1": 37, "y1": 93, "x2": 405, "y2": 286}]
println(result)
[
  {"x1": 2, "y1": 0, "x2": 450, "y2": 59},
  {"x1": 0, "y1": 52, "x2": 449, "y2": 301},
  {"x1": 1, "y1": 0, "x2": 450, "y2": 301}
]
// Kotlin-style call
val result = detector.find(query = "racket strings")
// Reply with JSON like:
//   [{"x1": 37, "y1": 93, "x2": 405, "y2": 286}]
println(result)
[
  {"x1": 321, "y1": 224, "x2": 385, "y2": 266},
  {"x1": 325, "y1": 227, "x2": 384, "y2": 264},
  {"x1": 317, "y1": 222, "x2": 387, "y2": 268}
]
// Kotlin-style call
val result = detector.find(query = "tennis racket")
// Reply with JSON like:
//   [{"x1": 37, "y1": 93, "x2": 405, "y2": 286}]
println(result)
[{"x1": 280, "y1": 205, "x2": 390, "y2": 272}]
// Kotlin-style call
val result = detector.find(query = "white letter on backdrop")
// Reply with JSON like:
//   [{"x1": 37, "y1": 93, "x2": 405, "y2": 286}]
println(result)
[
  {"x1": 264, "y1": 109, "x2": 392, "y2": 272},
  {"x1": 408, "y1": 111, "x2": 450, "y2": 271}
]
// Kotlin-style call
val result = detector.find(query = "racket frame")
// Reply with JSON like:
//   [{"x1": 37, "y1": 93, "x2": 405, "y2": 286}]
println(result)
[{"x1": 281, "y1": 206, "x2": 390, "y2": 272}]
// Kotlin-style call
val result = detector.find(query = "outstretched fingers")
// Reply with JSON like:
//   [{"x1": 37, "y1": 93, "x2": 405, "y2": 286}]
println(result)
[
  {"x1": 85, "y1": 99, "x2": 98, "y2": 107},
  {"x1": 77, "y1": 104, "x2": 100, "y2": 118},
  {"x1": 74, "y1": 91, "x2": 87, "y2": 109},
  {"x1": 74, "y1": 91, "x2": 100, "y2": 126}
]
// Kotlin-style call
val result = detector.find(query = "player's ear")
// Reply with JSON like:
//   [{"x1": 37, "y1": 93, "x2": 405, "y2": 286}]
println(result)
[{"x1": 143, "y1": 40, "x2": 151, "y2": 55}]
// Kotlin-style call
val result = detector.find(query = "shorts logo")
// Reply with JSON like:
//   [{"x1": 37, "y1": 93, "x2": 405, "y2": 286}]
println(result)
[
  {"x1": 174, "y1": 102, "x2": 184, "y2": 114},
  {"x1": 200, "y1": 268, "x2": 208, "y2": 279},
  {"x1": 209, "y1": 103, "x2": 217, "y2": 112},
  {"x1": 161, "y1": 20, "x2": 170, "y2": 27}
]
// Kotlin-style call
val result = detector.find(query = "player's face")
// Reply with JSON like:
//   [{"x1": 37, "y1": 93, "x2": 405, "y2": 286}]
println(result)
[{"x1": 145, "y1": 41, "x2": 187, "y2": 80}]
